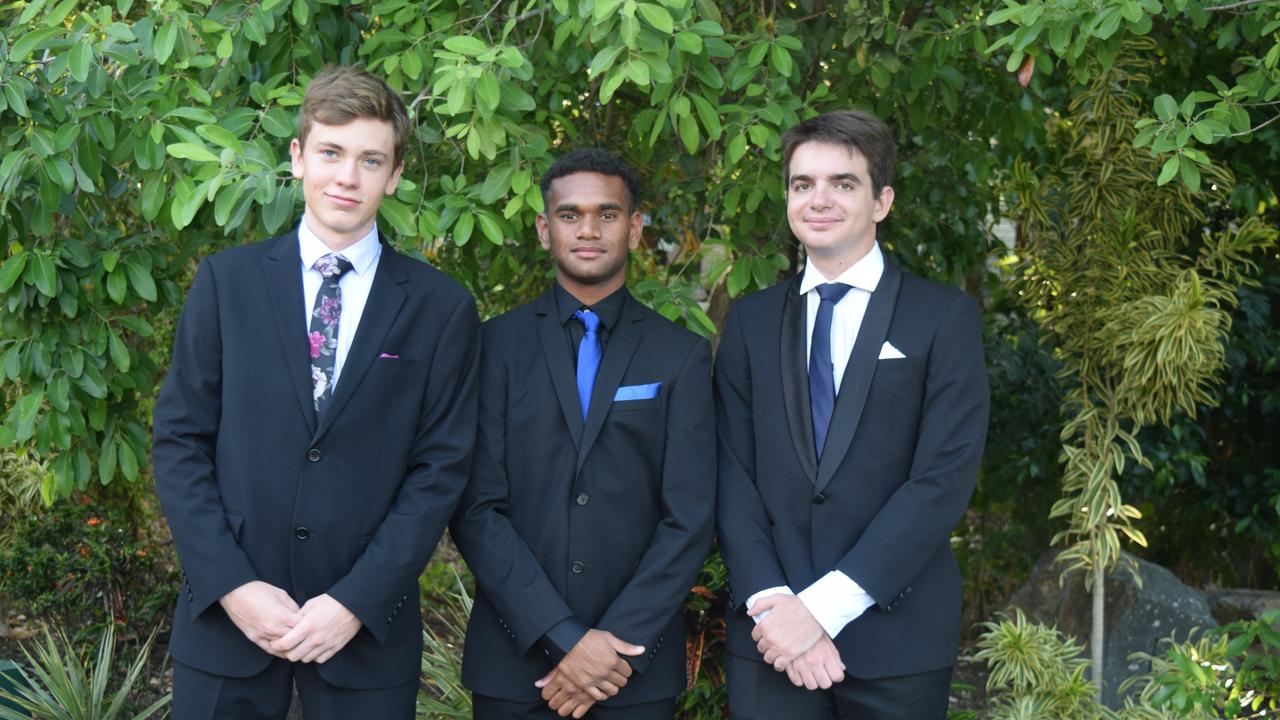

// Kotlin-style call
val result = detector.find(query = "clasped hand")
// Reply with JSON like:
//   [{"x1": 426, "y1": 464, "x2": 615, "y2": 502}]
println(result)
[
  {"x1": 534, "y1": 629, "x2": 645, "y2": 718},
  {"x1": 220, "y1": 582, "x2": 361, "y2": 663},
  {"x1": 748, "y1": 594, "x2": 846, "y2": 689}
]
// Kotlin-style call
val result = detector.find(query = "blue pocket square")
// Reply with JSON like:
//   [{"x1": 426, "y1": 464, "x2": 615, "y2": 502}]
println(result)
[{"x1": 614, "y1": 382, "x2": 661, "y2": 401}]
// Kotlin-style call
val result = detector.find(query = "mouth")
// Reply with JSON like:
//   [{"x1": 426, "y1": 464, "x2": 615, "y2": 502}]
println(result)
[
  {"x1": 571, "y1": 246, "x2": 606, "y2": 258},
  {"x1": 805, "y1": 217, "x2": 841, "y2": 228},
  {"x1": 326, "y1": 193, "x2": 360, "y2": 208}
]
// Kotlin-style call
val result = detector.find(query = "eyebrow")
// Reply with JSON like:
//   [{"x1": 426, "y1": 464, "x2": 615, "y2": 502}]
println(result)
[
  {"x1": 790, "y1": 173, "x2": 861, "y2": 184},
  {"x1": 554, "y1": 202, "x2": 625, "y2": 212},
  {"x1": 315, "y1": 141, "x2": 389, "y2": 159}
]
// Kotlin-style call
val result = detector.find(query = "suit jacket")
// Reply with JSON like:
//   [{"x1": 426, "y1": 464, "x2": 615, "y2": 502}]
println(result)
[
  {"x1": 152, "y1": 231, "x2": 479, "y2": 689},
  {"x1": 450, "y1": 286, "x2": 715, "y2": 705},
  {"x1": 715, "y1": 259, "x2": 989, "y2": 678}
]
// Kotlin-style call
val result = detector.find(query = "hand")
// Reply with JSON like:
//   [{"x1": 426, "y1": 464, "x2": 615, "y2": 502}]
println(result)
[
  {"x1": 782, "y1": 635, "x2": 846, "y2": 690},
  {"x1": 536, "y1": 669, "x2": 597, "y2": 718},
  {"x1": 535, "y1": 629, "x2": 645, "y2": 702},
  {"x1": 219, "y1": 581, "x2": 301, "y2": 658},
  {"x1": 269, "y1": 594, "x2": 362, "y2": 663},
  {"x1": 748, "y1": 594, "x2": 825, "y2": 670}
]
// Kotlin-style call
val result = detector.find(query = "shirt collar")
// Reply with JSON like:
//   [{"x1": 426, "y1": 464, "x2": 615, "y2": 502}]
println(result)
[
  {"x1": 554, "y1": 283, "x2": 628, "y2": 331},
  {"x1": 798, "y1": 242, "x2": 884, "y2": 296},
  {"x1": 297, "y1": 215, "x2": 382, "y2": 277}
]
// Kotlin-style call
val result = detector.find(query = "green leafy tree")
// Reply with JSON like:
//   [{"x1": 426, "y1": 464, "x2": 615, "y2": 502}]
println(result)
[{"x1": 1007, "y1": 42, "x2": 1276, "y2": 698}]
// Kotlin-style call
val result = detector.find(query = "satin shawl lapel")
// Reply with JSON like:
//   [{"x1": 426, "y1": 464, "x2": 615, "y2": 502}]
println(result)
[
  {"x1": 535, "y1": 290, "x2": 584, "y2": 451},
  {"x1": 815, "y1": 261, "x2": 902, "y2": 494},
  {"x1": 313, "y1": 236, "x2": 408, "y2": 442},
  {"x1": 576, "y1": 292, "x2": 643, "y2": 475},
  {"x1": 263, "y1": 232, "x2": 317, "y2": 435},
  {"x1": 778, "y1": 275, "x2": 818, "y2": 485}
]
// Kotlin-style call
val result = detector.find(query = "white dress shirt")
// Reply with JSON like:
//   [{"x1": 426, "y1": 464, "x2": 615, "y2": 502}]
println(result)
[
  {"x1": 745, "y1": 243, "x2": 884, "y2": 639},
  {"x1": 298, "y1": 216, "x2": 382, "y2": 391}
]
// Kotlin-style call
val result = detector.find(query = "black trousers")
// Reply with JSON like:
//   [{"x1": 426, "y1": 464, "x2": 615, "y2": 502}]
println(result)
[
  {"x1": 473, "y1": 694, "x2": 677, "y2": 720},
  {"x1": 172, "y1": 657, "x2": 417, "y2": 720},
  {"x1": 726, "y1": 655, "x2": 952, "y2": 720}
]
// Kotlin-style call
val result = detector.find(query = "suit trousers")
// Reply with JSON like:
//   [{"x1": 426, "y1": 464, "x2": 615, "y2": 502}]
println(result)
[
  {"x1": 472, "y1": 694, "x2": 677, "y2": 720},
  {"x1": 172, "y1": 657, "x2": 417, "y2": 720},
  {"x1": 726, "y1": 655, "x2": 952, "y2": 720}
]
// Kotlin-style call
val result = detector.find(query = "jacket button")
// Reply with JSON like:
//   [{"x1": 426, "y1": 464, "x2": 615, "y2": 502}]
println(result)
[
  {"x1": 295, "y1": 527, "x2": 310, "y2": 540},
  {"x1": 812, "y1": 493, "x2": 826, "y2": 505},
  {"x1": 571, "y1": 561, "x2": 585, "y2": 574},
  {"x1": 575, "y1": 493, "x2": 590, "y2": 506},
  {"x1": 307, "y1": 448, "x2": 322, "y2": 462}
]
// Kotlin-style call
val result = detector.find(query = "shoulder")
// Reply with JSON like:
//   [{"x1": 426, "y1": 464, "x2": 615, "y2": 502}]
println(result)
[
  {"x1": 629, "y1": 296, "x2": 709, "y2": 354},
  {"x1": 202, "y1": 234, "x2": 288, "y2": 271},
  {"x1": 382, "y1": 246, "x2": 474, "y2": 306},
  {"x1": 895, "y1": 266, "x2": 979, "y2": 315},
  {"x1": 481, "y1": 297, "x2": 540, "y2": 344},
  {"x1": 731, "y1": 277, "x2": 795, "y2": 313}
]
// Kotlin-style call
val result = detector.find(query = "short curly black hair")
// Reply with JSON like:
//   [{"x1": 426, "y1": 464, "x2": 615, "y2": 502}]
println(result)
[{"x1": 539, "y1": 148, "x2": 643, "y2": 212}]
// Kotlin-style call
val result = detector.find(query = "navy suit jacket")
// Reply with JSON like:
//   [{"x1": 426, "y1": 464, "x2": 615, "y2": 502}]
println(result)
[
  {"x1": 715, "y1": 260, "x2": 989, "y2": 678},
  {"x1": 451, "y1": 287, "x2": 715, "y2": 705},
  {"x1": 153, "y1": 231, "x2": 479, "y2": 688}
]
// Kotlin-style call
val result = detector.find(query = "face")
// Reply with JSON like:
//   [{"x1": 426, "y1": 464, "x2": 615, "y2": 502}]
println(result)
[
  {"x1": 536, "y1": 171, "x2": 642, "y2": 303},
  {"x1": 786, "y1": 141, "x2": 894, "y2": 268},
  {"x1": 290, "y1": 117, "x2": 404, "y2": 251}
]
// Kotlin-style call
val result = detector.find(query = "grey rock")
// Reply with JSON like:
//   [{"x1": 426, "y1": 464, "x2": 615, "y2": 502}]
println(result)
[
  {"x1": 1203, "y1": 588, "x2": 1280, "y2": 625},
  {"x1": 1005, "y1": 549, "x2": 1218, "y2": 707}
]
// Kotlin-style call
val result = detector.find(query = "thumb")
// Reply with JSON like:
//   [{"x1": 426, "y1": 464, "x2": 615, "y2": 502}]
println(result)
[
  {"x1": 534, "y1": 669, "x2": 556, "y2": 688},
  {"x1": 746, "y1": 595, "x2": 779, "y2": 616},
  {"x1": 609, "y1": 636, "x2": 646, "y2": 656}
]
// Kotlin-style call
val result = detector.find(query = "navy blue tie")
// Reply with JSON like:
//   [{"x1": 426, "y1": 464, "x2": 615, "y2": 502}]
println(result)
[
  {"x1": 575, "y1": 309, "x2": 602, "y2": 421},
  {"x1": 810, "y1": 283, "x2": 852, "y2": 458}
]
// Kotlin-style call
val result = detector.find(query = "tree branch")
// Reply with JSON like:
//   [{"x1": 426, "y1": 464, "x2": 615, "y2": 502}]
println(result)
[
  {"x1": 1228, "y1": 112, "x2": 1280, "y2": 137},
  {"x1": 502, "y1": 7, "x2": 551, "y2": 22},
  {"x1": 1205, "y1": 0, "x2": 1270, "y2": 12}
]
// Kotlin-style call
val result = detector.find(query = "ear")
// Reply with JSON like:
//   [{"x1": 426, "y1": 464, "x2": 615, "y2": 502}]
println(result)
[
  {"x1": 383, "y1": 161, "x2": 405, "y2": 196},
  {"x1": 872, "y1": 185, "x2": 895, "y2": 223},
  {"x1": 290, "y1": 138, "x2": 304, "y2": 180},
  {"x1": 627, "y1": 211, "x2": 643, "y2": 251},
  {"x1": 535, "y1": 213, "x2": 551, "y2": 251}
]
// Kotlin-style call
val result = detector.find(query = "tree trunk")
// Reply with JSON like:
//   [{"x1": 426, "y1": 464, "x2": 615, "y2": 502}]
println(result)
[{"x1": 1091, "y1": 556, "x2": 1105, "y2": 700}]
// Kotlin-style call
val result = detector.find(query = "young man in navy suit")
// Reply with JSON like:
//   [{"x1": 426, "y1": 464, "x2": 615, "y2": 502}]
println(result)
[
  {"x1": 153, "y1": 67, "x2": 480, "y2": 719},
  {"x1": 451, "y1": 149, "x2": 715, "y2": 719},
  {"x1": 715, "y1": 110, "x2": 990, "y2": 718}
]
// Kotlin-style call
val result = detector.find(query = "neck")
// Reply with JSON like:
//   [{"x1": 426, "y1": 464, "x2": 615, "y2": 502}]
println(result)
[
  {"x1": 558, "y1": 275, "x2": 624, "y2": 307},
  {"x1": 807, "y1": 237, "x2": 875, "y2": 281},
  {"x1": 304, "y1": 215, "x2": 372, "y2": 253}
]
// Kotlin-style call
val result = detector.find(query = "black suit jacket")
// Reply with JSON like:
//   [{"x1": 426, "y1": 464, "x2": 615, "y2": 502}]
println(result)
[
  {"x1": 450, "y1": 287, "x2": 715, "y2": 705},
  {"x1": 152, "y1": 231, "x2": 479, "y2": 688},
  {"x1": 715, "y1": 260, "x2": 989, "y2": 678}
]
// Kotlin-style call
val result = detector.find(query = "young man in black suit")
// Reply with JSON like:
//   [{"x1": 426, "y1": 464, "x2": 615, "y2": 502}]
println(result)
[
  {"x1": 153, "y1": 67, "x2": 480, "y2": 719},
  {"x1": 715, "y1": 110, "x2": 990, "y2": 718},
  {"x1": 451, "y1": 149, "x2": 715, "y2": 720}
]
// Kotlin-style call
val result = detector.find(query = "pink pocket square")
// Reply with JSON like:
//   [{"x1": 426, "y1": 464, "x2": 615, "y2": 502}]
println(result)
[{"x1": 378, "y1": 352, "x2": 399, "y2": 359}]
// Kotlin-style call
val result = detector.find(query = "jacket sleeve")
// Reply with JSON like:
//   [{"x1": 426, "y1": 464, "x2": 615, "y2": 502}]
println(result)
[
  {"x1": 833, "y1": 292, "x2": 989, "y2": 608},
  {"x1": 714, "y1": 304, "x2": 791, "y2": 612},
  {"x1": 327, "y1": 293, "x2": 480, "y2": 644},
  {"x1": 152, "y1": 258, "x2": 260, "y2": 618},
  {"x1": 597, "y1": 338, "x2": 716, "y2": 674},
  {"x1": 449, "y1": 329, "x2": 579, "y2": 655}
]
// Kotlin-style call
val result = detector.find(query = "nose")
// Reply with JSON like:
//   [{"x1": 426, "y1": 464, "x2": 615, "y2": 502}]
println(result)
[
  {"x1": 810, "y1": 183, "x2": 832, "y2": 209},
  {"x1": 335, "y1": 158, "x2": 359, "y2": 187},
  {"x1": 576, "y1": 215, "x2": 599, "y2": 239}
]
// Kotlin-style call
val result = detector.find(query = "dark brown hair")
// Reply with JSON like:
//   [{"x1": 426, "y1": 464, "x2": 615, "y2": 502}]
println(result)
[
  {"x1": 781, "y1": 110, "x2": 896, "y2": 197},
  {"x1": 298, "y1": 66, "x2": 410, "y2": 167}
]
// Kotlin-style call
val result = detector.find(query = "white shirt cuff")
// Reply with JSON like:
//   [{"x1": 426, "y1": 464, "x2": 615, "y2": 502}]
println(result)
[
  {"x1": 744, "y1": 585, "x2": 794, "y2": 624},
  {"x1": 798, "y1": 571, "x2": 875, "y2": 639}
]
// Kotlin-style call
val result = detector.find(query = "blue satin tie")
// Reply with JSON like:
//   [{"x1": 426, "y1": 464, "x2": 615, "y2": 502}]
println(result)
[
  {"x1": 810, "y1": 283, "x2": 852, "y2": 458},
  {"x1": 574, "y1": 309, "x2": 602, "y2": 421}
]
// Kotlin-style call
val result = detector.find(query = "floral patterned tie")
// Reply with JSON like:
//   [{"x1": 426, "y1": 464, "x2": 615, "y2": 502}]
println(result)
[{"x1": 308, "y1": 253, "x2": 353, "y2": 415}]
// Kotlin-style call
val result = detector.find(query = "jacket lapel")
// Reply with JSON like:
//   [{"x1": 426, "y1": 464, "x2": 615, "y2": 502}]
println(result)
[
  {"x1": 778, "y1": 275, "x2": 818, "y2": 485},
  {"x1": 535, "y1": 290, "x2": 584, "y2": 451},
  {"x1": 815, "y1": 261, "x2": 902, "y2": 494},
  {"x1": 313, "y1": 236, "x2": 407, "y2": 441},
  {"x1": 576, "y1": 292, "x2": 643, "y2": 475},
  {"x1": 263, "y1": 232, "x2": 317, "y2": 435}
]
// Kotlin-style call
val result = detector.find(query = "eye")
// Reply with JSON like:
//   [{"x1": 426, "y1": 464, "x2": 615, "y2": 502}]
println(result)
[
  {"x1": 363, "y1": 157, "x2": 383, "y2": 168},
  {"x1": 558, "y1": 212, "x2": 579, "y2": 221},
  {"x1": 792, "y1": 182, "x2": 812, "y2": 192},
  {"x1": 600, "y1": 212, "x2": 617, "y2": 221},
  {"x1": 320, "y1": 149, "x2": 338, "y2": 159},
  {"x1": 836, "y1": 182, "x2": 854, "y2": 191}
]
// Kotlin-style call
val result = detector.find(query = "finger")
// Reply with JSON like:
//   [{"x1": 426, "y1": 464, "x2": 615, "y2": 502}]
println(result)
[
  {"x1": 546, "y1": 687, "x2": 569, "y2": 710},
  {"x1": 597, "y1": 680, "x2": 620, "y2": 696},
  {"x1": 814, "y1": 667, "x2": 833, "y2": 690},
  {"x1": 606, "y1": 670, "x2": 629, "y2": 688},
  {"x1": 608, "y1": 637, "x2": 646, "y2": 656},
  {"x1": 803, "y1": 670, "x2": 818, "y2": 691},
  {"x1": 614, "y1": 658, "x2": 634, "y2": 678},
  {"x1": 535, "y1": 669, "x2": 557, "y2": 688},
  {"x1": 586, "y1": 685, "x2": 608, "y2": 701},
  {"x1": 786, "y1": 664, "x2": 803, "y2": 687},
  {"x1": 315, "y1": 648, "x2": 337, "y2": 664},
  {"x1": 751, "y1": 625, "x2": 764, "y2": 642},
  {"x1": 572, "y1": 701, "x2": 594, "y2": 719},
  {"x1": 300, "y1": 642, "x2": 327, "y2": 664},
  {"x1": 747, "y1": 596, "x2": 778, "y2": 615}
]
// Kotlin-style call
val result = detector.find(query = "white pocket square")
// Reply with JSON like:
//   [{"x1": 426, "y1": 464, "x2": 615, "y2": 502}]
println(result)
[{"x1": 878, "y1": 341, "x2": 906, "y2": 360}]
